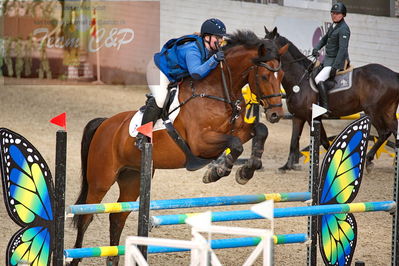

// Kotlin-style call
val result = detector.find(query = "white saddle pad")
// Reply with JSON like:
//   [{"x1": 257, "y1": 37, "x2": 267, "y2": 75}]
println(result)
[
  {"x1": 310, "y1": 70, "x2": 353, "y2": 94},
  {"x1": 129, "y1": 87, "x2": 180, "y2": 137}
]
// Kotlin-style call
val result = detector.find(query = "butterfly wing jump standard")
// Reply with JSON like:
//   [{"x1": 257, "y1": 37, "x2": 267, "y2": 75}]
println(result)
[
  {"x1": 318, "y1": 117, "x2": 371, "y2": 266},
  {"x1": 0, "y1": 128, "x2": 55, "y2": 266}
]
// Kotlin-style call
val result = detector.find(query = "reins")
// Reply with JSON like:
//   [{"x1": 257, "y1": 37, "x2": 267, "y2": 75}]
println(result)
[
  {"x1": 168, "y1": 52, "x2": 283, "y2": 127},
  {"x1": 295, "y1": 56, "x2": 317, "y2": 86}
]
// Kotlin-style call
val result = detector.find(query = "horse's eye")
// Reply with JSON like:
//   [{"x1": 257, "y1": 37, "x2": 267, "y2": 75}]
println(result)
[{"x1": 261, "y1": 75, "x2": 268, "y2": 81}]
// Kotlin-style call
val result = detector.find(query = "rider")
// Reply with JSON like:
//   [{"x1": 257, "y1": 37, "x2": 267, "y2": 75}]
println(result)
[
  {"x1": 312, "y1": 2, "x2": 350, "y2": 112},
  {"x1": 136, "y1": 18, "x2": 227, "y2": 148}
]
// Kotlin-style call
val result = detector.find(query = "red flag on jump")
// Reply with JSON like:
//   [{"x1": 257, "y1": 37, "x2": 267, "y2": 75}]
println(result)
[
  {"x1": 50, "y1": 112, "x2": 67, "y2": 130},
  {"x1": 137, "y1": 122, "x2": 153, "y2": 142}
]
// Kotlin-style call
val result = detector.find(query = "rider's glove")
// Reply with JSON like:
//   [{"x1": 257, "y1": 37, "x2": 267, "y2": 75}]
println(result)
[
  {"x1": 311, "y1": 49, "x2": 319, "y2": 58},
  {"x1": 214, "y1": 51, "x2": 225, "y2": 62}
]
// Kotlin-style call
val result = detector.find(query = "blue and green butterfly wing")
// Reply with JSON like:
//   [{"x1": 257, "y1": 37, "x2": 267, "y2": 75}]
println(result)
[
  {"x1": 317, "y1": 116, "x2": 371, "y2": 266},
  {"x1": 0, "y1": 128, "x2": 54, "y2": 266}
]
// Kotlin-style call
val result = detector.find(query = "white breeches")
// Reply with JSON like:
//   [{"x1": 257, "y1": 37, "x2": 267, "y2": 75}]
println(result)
[
  {"x1": 314, "y1": 66, "x2": 332, "y2": 84},
  {"x1": 146, "y1": 59, "x2": 170, "y2": 108}
]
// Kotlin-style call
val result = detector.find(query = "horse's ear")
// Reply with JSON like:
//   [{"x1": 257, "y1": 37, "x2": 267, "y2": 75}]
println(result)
[
  {"x1": 264, "y1": 26, "x2": 270, "y2": 35},
  {"x1": 278, "y1": 43, "x2": 289, "y2": 55},
  {"x1": 270, "y1": 27, "x2": 279, "y2": 39}
]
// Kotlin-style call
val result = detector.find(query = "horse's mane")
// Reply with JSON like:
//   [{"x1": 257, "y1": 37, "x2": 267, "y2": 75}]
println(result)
[
  {"x1": 224, "y1": 30, "x2": 279, "y2": 62},
  {"x1": 275, "y1": 35, "x2": 311, "y2": 68}
]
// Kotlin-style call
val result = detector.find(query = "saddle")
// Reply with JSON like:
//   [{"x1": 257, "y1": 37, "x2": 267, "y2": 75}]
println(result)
[
  {"x1": 139, "y1": 82, "x2": 213, "y2": 171},
  {"x1": 310, "y1": 60, "x2": 354, "y2": 94}
]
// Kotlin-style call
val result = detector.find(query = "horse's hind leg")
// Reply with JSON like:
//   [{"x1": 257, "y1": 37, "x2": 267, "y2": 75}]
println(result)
[
  {"x1": 236, "y1": 123, "x2": 268, "y2": 185},
  {"x1": 106, "y1": 169, "x2": 141, "y2": 266},
  {"x1": 70, "y1": 187, "x2": 110, "y2": 266},
  {"x1": 203, "y1": 135, "x2": 244, "y2": 183}
]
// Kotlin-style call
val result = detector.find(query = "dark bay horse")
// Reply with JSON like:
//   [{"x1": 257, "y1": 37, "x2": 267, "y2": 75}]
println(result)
[
  {"x1": 264, "y1": 27, "x2": 399, "y2": 172},
  {"x1": 70, "y1": 30, "x2": 288, "y2": 265}
]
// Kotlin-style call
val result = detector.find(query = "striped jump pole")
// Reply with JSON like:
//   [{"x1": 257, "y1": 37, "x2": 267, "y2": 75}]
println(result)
[
  {"x1": 150, "y1": 201, "x2": 396, "y2": 227},
  {"x1": 64, "y1": 233, "x2": 308, "y2": 259},
  {"x1": 67, "y1": 192, "x2": 311, "y2": 215}
]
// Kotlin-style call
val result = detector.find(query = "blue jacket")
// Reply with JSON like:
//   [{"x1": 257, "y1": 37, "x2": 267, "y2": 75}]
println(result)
[{"x1": 154, "y1": 41, "x2": 219, "y2": 82}]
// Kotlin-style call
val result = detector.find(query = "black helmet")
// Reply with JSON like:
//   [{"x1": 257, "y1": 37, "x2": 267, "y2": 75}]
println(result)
[
  {"x1": 200, "y1": 18, "x2": 227, "y2": 37},
  {"x1": 331, "y1": 2, "x2": 347, "y2": 16}
]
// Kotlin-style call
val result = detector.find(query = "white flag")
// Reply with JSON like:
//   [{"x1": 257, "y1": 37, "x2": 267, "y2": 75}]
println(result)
[
  {"x1": 312, "y1": 103, "x2": 327, "y2": 120},
  {"x1": 251, "y1": 200, "x2": 274, "y2": 220},
  {"x1": 185, "y1": 211, "x2": 212, "y2": 228}
]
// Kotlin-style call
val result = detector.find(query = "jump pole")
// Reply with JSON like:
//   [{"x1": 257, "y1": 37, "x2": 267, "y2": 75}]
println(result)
[
  {"x1": 67, "y1": 192, "x2": 311, "y2": 215},
  {"x1": 392, "y1": 106, "x2": 399, "y2": 265},
  {"x1": 54, "y1": 130, "x2": 67, "y2": 266},
  {"x1": 307, "y1": 117, "x2": 320, "y2": 266},
  {"x1": 150, "y1": 201, "x2": 396, "y2": 226},
  {"x1": 137, "y1": 142, "x2": 153, "y2": 259},
  {"x1": 63, "y1": 233, "x2": 308, "y2": 259}
]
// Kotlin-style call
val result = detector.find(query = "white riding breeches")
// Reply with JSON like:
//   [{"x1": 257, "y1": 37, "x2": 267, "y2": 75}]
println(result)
[
  {"x1": 314, "y1": 66, "x2": 332, "y2": 84},
  {"x1": 146, "y1": 58, "x2": 170, "y2": 108}
]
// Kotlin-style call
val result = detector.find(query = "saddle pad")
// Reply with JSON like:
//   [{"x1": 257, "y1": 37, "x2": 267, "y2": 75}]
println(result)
[
  {"x1": 129, "y1": 87, "x2": 180, "y2": 137},
  {"x1": 310, "y1": 70, "x2": 353, "y2": 94}
]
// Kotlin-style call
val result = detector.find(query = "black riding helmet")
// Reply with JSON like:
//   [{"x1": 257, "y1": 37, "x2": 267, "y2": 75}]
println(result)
[
  {"x1": 331, "y1": 2, "x2": 347, "y2": 16},
  {"x1": 200, "y1": 18, "x2": 227, "y2": 37}
]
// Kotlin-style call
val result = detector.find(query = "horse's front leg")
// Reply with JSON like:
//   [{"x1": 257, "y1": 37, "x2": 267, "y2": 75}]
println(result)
[
  {"x1": 203, "y1": 135, "x2": 243, "y2": 183},
  {"x1": 235, "y1": 123, "x2": 268, "y2": 185},
  {"x1": 279, "y1": 117, "x2": 305, "y2": 173}
]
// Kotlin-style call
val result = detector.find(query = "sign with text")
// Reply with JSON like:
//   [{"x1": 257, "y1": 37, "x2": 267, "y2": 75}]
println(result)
[{"x1": 2, "y1": 1, "x2": 160, "y2": 85}]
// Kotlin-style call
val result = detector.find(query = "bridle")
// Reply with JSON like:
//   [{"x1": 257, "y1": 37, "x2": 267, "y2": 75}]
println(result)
[{"x1": 243, "y1": 60, "x2": 283, "y2": 111}]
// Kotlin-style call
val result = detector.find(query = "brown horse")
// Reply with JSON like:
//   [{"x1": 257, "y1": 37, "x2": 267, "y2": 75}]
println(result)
[
  {"x1": 264, "y1": 27, "x2": 399, "y2": 172},
  {"x1": 70, "y1": 30, "x2": 288, "y2": 265}
]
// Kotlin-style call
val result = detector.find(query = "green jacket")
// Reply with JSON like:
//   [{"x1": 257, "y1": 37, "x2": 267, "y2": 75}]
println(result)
[{"x1": 315, "y1": 19, "x2": 350, "y2": 70}]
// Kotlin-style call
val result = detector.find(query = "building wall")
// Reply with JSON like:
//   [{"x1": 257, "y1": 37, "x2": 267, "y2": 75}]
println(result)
[{"x1": 159, "y1": 0, "x2": 399, "y2": 72}]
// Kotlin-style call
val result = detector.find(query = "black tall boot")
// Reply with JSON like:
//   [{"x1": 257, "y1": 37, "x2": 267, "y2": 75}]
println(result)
[
  {"x1": 135, "y1": 97, "x2": 162, "y2": 150},
  {"x1": 317, "y1": 81, "x2": 329, "y2": 111}
]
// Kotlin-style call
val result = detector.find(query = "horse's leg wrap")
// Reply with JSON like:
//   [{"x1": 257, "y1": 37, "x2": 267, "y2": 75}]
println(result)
[
  {"x1": 203, "y1": 136, "x2": 243, "y2": 183},
  {"x1": 236, "y1": 123, "x2": 268, "y2": 185}
]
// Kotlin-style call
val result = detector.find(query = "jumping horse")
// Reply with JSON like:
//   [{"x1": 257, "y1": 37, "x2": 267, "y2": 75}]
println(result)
[
  {"x1": 264, "y1": 27, "x2": 399, "y2": 172},
  {"x1": 70, "y1": 30, "x2": 288, "y2": 265}
]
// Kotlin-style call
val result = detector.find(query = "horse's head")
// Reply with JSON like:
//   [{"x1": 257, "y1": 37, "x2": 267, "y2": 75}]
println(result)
[
  {"x1": 221, "y1": 30, "x2": 288, "y2": 123},
  {"x1": 247, "y1": 39, "x2": 288, "y2": 123}
]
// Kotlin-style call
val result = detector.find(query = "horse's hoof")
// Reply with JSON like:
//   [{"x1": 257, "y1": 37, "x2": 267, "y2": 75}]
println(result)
[
  {"x1": 106, "y1": 256, "x2": 119, "y2": 266},
  {"x1": 292, "y1": 164, "x2": 302, "y2": 171},
  {"x1": 203, "y1": 167, "x2": 221, "y2": 183},
  {"x1": 366, "y1": 161, "x2": 374, "y2": 174},
  {"x1": 276, "y1": 168, "x2": 286, "y2": 174},
  {"x1": 235, "y1": 166, "x2": 254, "y2": 185},
  {"x1": 69, "y1": 258, "x2": 81, "y2": 266}
]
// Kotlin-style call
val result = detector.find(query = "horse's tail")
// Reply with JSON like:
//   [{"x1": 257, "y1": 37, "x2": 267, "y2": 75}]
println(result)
[{"x1": 73, "y1": 117, "x2": 107, "y2": 228}]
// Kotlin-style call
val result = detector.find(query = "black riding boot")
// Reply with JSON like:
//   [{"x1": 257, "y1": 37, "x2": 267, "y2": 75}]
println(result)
[
  {"x1": 135, "y1": 97, "x2": 162, "y2": 150},
  {"x1": 317, "y1": 81, "x2": 329, "y2": 111}
]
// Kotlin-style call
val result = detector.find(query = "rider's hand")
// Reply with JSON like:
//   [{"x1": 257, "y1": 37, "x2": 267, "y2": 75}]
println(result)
[
  {"x1": 311, "y1": 49, "x2": 319, "y2": 58},
  {"x1": 330, "y1": 67, "x2": 337, "y2": 79},
  {"x1": 214, "y1": 50, "x2": 225, "y2": 62}
]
